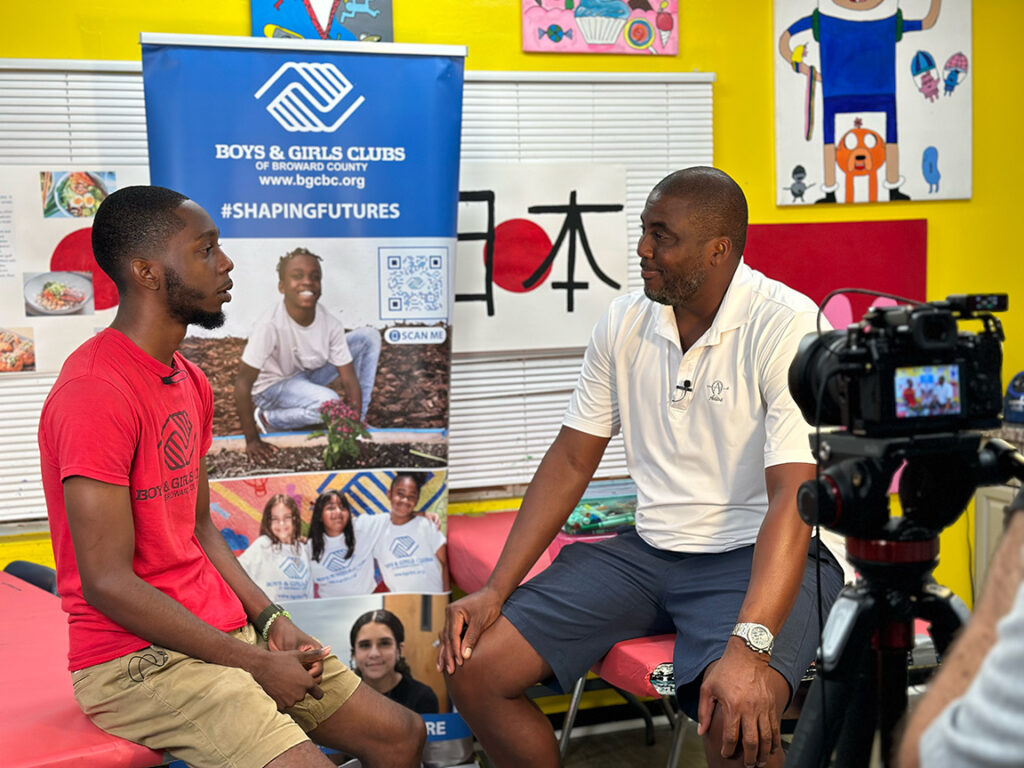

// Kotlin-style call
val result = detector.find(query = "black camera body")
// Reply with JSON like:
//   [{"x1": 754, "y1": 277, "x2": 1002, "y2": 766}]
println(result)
[{"x1": 789, "y1": 294, "x2": 1007, "y2": 437}]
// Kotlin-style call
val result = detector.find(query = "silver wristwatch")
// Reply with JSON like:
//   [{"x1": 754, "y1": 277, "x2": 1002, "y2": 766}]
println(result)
[{"x1": 731, "y1": 622, "x2": 774, "y2": 655}]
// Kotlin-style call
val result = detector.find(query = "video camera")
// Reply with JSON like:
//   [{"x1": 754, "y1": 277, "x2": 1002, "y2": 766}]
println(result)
[
  {"x1": 789, "y1": 294, "x2": 1007, "y2": 437},
  {"x1": 785, "y1": 293, "x2": 1024, "y2": 768}
]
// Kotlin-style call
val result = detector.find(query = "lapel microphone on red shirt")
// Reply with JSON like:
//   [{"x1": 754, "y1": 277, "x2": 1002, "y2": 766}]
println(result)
[{"x1": 161, "y1": 368, "x2": 188, "y2": 385}]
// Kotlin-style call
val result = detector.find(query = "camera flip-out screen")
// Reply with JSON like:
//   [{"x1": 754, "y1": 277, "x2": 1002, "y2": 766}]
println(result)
[{"x1": 894, "y1": 363, "x2": 961, "y2": 419}]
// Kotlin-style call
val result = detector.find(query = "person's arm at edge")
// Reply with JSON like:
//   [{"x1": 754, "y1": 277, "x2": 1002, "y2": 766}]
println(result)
[
  {"x1": 335, "y1": 362, "x2": 361, "y2": 419},
  {"x1": 438, "y1": 425, "x2": 610, "y2": 674},
  {"x1": 233, "y1": 362, "x2": 277, "y2": 462},
  {"x1": 64, "y1": 472, "x2": 325, "y2": 708},
  {"x1": 697, "y1": 461, "x2": 816, "y2": 764},
  {"x1": 896, "y1": 510, "x2": 1024, "y2": 768}
]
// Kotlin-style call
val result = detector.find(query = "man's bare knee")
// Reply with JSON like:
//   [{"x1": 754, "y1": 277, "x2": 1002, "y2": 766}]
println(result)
[
  {"x1": 445, "y1": 617, "x2": 549, "y2": 707},
  {"x1": 265, "y1": 740, "x2": 335, "y2": 767},
  {"x1": 309, "y1": 684, "x2": 426, "y2": 768},
  {"x1": 386, "y1": 709, "x2": 426, "y2": 768},
  {"x1": 345, "y1": 709, "x2": 424, "y2": 768}
]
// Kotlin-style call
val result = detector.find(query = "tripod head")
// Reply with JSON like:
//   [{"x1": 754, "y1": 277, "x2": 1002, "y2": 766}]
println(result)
[{"x1": 798, "y1": 431, "x2": 1024, "y2": 544}]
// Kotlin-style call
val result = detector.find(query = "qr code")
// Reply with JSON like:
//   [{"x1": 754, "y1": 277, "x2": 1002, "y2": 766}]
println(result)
[{"x1": 378, "y1": 247, "x2": 449, "y2": 321}]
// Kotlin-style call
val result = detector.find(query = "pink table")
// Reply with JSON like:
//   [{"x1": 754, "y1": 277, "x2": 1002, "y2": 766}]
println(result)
[
  {"x1": 0, "y1": 572, "x2": 165, "y2": 768},
  {"x1": 447, "y1": 510, "x2": 551, "y2": 593}
]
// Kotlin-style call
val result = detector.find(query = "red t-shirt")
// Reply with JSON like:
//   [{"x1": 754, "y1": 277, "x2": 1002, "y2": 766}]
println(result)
[{"x1": 39, "y1": 329, "x2": 246, "y2": 670}]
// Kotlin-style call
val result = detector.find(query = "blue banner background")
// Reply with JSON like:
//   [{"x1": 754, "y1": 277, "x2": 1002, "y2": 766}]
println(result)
[{"x1": 142, "y1": 42, "x2": 464, "y2": 239}]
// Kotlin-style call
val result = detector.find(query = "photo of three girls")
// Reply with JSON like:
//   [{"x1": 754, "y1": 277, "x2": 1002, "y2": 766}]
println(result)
[{"x1": 236, "y1": 471, "x2": 448, "y2": 599}]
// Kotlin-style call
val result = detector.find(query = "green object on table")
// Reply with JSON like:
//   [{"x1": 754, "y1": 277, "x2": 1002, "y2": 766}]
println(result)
[{"x1": 563, "y1": 498, "x2": 636, "y2": 535}]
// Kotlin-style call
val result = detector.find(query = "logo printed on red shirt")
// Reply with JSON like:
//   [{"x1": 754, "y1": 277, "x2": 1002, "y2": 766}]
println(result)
[{"x1": 160, "y1": 411, "x2": 195, "y2": 471}]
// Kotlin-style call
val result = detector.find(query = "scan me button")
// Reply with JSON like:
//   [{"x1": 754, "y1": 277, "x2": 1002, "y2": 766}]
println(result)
[{"x1": 386, "y1": 327, "x2": 447, "y2": 345}]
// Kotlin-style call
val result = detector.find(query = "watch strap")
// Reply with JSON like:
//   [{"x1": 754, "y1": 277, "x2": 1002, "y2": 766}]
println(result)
[{"x1": 731, "y1": 622, "x2": 774, "y2": 655}]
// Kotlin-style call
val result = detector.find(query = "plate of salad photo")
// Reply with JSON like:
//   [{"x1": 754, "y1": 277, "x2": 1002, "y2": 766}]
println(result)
[
  {"x1": 40, "y1": 171, "x2": 112, "y2": 219},
  {"x1": 23, "y1": 271, "x2": 94, "y2": 315}
]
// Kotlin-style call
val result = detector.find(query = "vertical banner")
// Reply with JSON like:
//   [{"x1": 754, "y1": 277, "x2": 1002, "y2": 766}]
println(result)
[{"x1": 142, "y1": 35, "x2": 465, "y2": 716}]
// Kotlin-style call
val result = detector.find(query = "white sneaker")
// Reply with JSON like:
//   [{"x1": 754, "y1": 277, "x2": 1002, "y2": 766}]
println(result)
[{"x1": 254, "y1": 406, "x2": 269, "y2": 435}]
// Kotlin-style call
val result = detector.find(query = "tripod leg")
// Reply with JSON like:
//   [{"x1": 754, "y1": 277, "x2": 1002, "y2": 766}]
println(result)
[
  {"x1": 787, "y1": 586, "x2": 878, "y2": 768},
  {"x1": 830, "y1": 651, "x2": 878, "y2": 768},
  {"x1": 877, "y1": 647, "x2": 909, "y2": 767},
  {"x1": 788, "y1": 661, "x2": 872, "y2": 768}
]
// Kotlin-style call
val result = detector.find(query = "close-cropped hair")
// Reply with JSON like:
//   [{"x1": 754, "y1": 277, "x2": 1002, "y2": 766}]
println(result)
[
  {"x1": 91, "y1": 185, "x2": 190, "y2": 290},
  {"x1": 276, "y1": 246, "x2": 323, "y2": 281},
  {"x1": 653, "y1": 166, "x2": 748, "y2": 257},
  {"x1": 389, "y1": 471, "x2": 427, "y2": 496}
]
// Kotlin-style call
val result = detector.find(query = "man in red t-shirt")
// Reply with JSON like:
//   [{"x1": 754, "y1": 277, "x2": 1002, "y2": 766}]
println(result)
[
  {"x1": 903, "y1": 379, "x2": 919, "y2": 410},
  {"x1": 38, "y1": 185, "x2": 425, "y2": 768}
]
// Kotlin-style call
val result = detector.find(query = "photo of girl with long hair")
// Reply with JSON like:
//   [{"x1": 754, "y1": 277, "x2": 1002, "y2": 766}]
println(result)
[
  {"x1": 237, "y1": 493, "x2": 313, "y2": 600},
  {"x1": 306, "y1": 490, "x2": 390, "y2": 597}
]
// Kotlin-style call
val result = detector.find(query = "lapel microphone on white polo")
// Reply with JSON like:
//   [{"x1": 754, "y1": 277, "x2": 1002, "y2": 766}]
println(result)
[{"x1": 671, "y1": 379, "x2": 694, "y2": 403}]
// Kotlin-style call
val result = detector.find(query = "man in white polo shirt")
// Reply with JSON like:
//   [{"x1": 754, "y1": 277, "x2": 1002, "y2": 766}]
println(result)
[{"x1": 438, "y1": 167, "x2": 845, "y2": 768}]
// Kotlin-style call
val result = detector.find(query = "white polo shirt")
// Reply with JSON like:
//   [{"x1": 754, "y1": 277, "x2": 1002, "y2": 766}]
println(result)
[{"x1": 564, "y1": 261, "x2": 830, "y2": 554}]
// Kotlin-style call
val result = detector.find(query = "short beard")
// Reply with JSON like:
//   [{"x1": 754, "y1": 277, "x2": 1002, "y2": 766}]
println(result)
[
  {"x1": 165, "y1": 267, "x2": 225, "y2": 330},
  {"x1": 644, "y1": 266, "x2": 707, "y2": 307}
]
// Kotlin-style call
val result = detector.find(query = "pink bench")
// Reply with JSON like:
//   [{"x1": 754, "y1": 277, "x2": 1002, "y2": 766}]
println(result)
[{"x1": 0, "y1": 571, "x2": 167, "y2": 768}]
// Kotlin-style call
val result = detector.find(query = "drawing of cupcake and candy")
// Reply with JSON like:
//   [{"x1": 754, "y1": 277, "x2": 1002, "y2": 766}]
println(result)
[
  {"x1": 574, "y1": 0, "x2": 630, "y2": 45},
  {"x1": 525, "y1": 0, "x2": 676, "y2": 54}
]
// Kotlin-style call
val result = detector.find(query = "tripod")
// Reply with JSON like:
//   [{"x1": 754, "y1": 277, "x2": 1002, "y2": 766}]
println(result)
[
  {"x1": 786, "y1": 433, "x2": 1024, "y2": 768},
  {"x1": 786, "y1": 526, "x2": 965, "y2": 768}
]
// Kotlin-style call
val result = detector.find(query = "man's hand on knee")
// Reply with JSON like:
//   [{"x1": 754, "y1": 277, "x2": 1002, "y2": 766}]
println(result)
[
  {"x1": 438, "y1": 586, "x2": 504, "y2": 675},
  {"x1": 697, "y1": 648, "x2": 783, "y2": 768}
]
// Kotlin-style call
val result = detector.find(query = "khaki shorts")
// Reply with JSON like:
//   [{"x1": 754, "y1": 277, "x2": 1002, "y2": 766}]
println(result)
[{"x1": 71, "y1": 624, "x2": 360, "y2": 768}]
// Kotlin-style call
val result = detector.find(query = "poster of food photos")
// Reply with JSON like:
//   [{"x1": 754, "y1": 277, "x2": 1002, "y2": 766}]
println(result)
[{"x1": 0, "y1": 165, "x2": 149, "y2": 374}]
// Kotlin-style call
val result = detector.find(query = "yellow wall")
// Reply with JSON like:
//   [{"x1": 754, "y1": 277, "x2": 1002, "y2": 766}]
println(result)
[{"x1": 4, "y1": 1, "x2": 1020, "y2": 601}]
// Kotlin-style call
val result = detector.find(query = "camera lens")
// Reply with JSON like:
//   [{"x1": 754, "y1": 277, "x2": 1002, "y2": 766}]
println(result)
[{"x1": 788, "y1": 330, "x2": 848, "y2": 428}]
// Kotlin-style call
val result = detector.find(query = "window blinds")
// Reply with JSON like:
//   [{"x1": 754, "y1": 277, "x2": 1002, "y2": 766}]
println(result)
[{"x1": 0, "y1": 59, "x2": 713, "y2": 522}]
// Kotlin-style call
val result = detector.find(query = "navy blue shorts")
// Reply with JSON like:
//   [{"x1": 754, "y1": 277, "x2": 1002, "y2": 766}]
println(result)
[{"x1": 502, "y1": 528, "x2": 844, "y2": 719}]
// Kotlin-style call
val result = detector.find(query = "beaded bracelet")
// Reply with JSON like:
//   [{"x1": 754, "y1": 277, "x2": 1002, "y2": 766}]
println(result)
[
  {"x1": 261, "y1": 608, "x2": 291, "y2": 641},
  {"x1": 254, "y1": 603, "x2": 288, "y2": 638}
]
